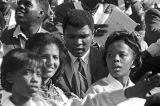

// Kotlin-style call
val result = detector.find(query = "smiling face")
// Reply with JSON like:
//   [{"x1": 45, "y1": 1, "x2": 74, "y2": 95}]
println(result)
[
  {"x1": 106, "y1": 40, "x2": 135, "y2": 79},
  {"x1": 15, "y1": 0, "x2": 43, "y2": 25},
  {"x1": 11, "y1": 65, "x2": 42, "y2": 98},
  {"x1": 64, "y1": 25, "x2": 93, "y2": 57},
  {"x1": 39, "y1": 43, "x2": 60, "y2": 80}
]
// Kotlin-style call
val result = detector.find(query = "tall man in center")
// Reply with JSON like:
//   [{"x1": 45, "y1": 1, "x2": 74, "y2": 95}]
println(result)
[{"x1": 55, "y1": 9, "x2": 108, "y2": 98}]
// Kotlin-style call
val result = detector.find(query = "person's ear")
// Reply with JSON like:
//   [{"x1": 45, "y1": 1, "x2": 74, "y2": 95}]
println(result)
[
  {"x1": 40, "y1": 10, "x2": 44, "y2": 15},
  {"x1": 38, "y1": 10, "x2": 45, "y2": 18},
  {"x1": 131, "y1": 60, "x2": 136, "y2": 69},
  {"x1": 131, "y1": 64, "x2": 135, "y2": 69},
  {"x1": 6, "y1": 72, "x2": 15, "y2": 84}
]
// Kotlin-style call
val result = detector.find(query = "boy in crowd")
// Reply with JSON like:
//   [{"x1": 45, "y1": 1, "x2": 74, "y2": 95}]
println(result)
[{"x1": 0, "y1": 0, "x2": 49, "y2": 54}]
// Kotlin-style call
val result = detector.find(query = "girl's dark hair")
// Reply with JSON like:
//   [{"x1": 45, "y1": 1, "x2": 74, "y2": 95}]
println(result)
[
  {"x1": 103, "y1": 31, "x2": 142, "y2": 71},
  {"x1": 1, "y1": 48, "x2": 44, "y2": 92},
  {"x1": 25, "y1": 33, "x2": 66, "y2": 81}
]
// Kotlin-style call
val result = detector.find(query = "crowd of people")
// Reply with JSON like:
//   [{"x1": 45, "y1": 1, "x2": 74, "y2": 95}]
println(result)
[{"x1": 0, "y1": 0, "x2": 160, "y2": 106}]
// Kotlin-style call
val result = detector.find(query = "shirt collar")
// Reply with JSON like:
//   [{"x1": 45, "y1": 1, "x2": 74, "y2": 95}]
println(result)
[
  {"x1": 13, "y1": 25, "x2": 42, "y2": 40},
  {"x1": 105, "y1": 74, "x2": 134, "y2": 89},
  {"x1": 68, "y1": 48, "x2": 90, "y2": 64},
  {"x1": 4, "y1": 96, "x2": 34, "y2": 106}
]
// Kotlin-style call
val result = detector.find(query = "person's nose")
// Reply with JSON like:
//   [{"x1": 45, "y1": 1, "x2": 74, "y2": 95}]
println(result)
[
  {"x1": 113, "y1": 55, "x2": 120, "y2": 63},
  {"x1": 17, "y1": 3, "x2": 25, "y2": 10},
  {"x1": 31, "y1": 74, "x2": 38, "y2": 83},
  {"x1": 47, "y1": 56, "x2": 54, "y2": 65},
  {"x1": 76, "y1": 38, "x2": 83, "y2": 45}
]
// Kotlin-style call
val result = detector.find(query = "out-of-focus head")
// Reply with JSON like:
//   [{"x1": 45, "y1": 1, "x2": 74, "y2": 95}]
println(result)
[
  {"x1": 145, "y1": 93, "x2": 160, "y2": 106},
  {"x1": 1, "y1": 48, "x2": 43, "y2": 97},
  {"x1": 145, "y1": 8, "x2": 160, "y2": 45}
]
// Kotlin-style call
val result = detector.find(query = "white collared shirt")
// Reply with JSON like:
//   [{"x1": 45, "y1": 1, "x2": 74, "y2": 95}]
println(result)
[
  {"x1": 2, "y1": 96, "x2": 36, "y2": 106},
  {"x1": 8, "y1": 9, "x2": 16, "y2": 29},
  {"x1": 86, "y1": 74, "x2": 134, "y2": 94},
  {"x1": 86, "y1": 74, "x2": 146, "y2": 106},
  {"x1": 13, "y1": 25, "x2": 42, "y2": 48},
  {"x1": 68, "y1": 49, "x2": 92, "y2": 87}
]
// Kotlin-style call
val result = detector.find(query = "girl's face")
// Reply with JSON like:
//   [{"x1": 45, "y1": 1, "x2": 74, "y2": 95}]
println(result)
[
  {"x1": 11, "y1": 65, "x2": 42, "y2": 98},
  {"x1": 40, "y1": 43, "x2": 60, "y2": 79},
  {"x1": 106, "y1": 40, "x2": 135, "y2": 78}
]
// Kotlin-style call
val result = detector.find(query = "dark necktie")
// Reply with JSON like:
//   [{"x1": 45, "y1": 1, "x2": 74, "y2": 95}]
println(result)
[
  {"x1": 77, "y1": 58, "x2": 88, "y2": 98},
  {"x1": 71, "y1": 58, "x2": 88, "y2": 98}
]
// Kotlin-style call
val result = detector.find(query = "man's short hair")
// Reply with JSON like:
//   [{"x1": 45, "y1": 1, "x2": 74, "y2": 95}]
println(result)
[{"x1": 63, "y1": 9, "x2": 94, "y2": 33}]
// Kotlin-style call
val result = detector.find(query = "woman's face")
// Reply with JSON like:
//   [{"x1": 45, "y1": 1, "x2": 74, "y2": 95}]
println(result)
[
  {"x1": 40, "y1": 43, "x2": 60, "y2": 79},
  {"x1": 106, "y1": 40, "x2": 135, "y2": 79}
]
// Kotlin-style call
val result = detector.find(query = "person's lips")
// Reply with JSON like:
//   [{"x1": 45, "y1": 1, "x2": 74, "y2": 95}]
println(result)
[
  {"x1": 46, "y1": 65, "x2": 55, "y2": 72},
  {"x1": 29, "y1": 85, "x2": 39, "y2": 92},
  {"x1": 112, "y1": 65, "x2": 121, "y2": 71},
  {"x1": 73, "y1": 48, "x2": 85, "y2": 52},
  {"x1": 16, "y1": 10, "x2": 25, "y2": 16}
]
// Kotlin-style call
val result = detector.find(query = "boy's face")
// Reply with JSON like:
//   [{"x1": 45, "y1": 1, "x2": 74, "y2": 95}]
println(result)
[
  {"x1": 64, "y1": 25, "x2": 93, "y2": 57},
  {"x1": 11, "y1": 66, "x2": 42, "y2": 98},
  {"x1": 15, "y1": 0, "x2": 43, "y2": 25}
]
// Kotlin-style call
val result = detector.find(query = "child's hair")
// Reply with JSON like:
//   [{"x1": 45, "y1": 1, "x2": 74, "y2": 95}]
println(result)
[
  {"x1": 1, "y1": 48, "x2": 44, "y2": 92},
  {"x1": 25, "y1": 33, "x2": 66, "y2": 81},
  {"x1": 63, "y1": 9, "x2": 94, "y2": 33},
  {"x1": 103, "y1": 31, "x2": 142, "y2": 71}
]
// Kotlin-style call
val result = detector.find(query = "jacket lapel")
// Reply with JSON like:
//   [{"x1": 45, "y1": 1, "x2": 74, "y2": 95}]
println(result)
[
  {"x1": 64, "y1": 53, "x2": 75, "y2": 88},
  {"x1": 89, "y1": 47, "x2": 97, "y2": 83}
]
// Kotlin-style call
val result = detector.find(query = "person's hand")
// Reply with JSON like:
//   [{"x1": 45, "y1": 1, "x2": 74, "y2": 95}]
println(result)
[
  {"x1": 125, "y1": 71, "x2": 160, "y2": 98},
  {"x1": 94, "y1": 24, "x2": 108, "y2": 37}
]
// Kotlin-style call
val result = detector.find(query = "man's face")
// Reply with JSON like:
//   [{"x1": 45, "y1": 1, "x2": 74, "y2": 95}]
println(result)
[
  {"x1": 64, "y1": 25, "x2": 93, "y2": 57},
  {"x1": 15, "y1": 0, "x2": 43, "y2": 25},
  {"x1": 0, "y1": 0, "x2": 10, "y2": 12}
]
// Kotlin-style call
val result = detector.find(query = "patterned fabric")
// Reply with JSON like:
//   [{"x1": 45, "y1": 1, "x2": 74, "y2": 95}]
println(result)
[
  {"x1": 3, "y1": 9, "x2": 11, "y2": 29},
  {"x1": 77, "y1": 58, "x2": 88, "y2": 97},
  {"x1": 37, "y1": 79, "x2": 68, "y2": 103}
]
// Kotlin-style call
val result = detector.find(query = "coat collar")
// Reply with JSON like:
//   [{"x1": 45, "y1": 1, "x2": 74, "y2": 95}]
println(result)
[
  {"x1": 64, "y1": 47, "x2": 97, "y2": 87},
  {"x1": 13, "y1": 25, "x2": 43, "y2": 40},
  {"x1": 104, "y1": 74, "x2": 134, "y2": 89}
]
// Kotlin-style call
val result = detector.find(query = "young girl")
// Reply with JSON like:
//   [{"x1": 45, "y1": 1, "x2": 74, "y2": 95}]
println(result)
[
  {"x1": 1, "y1": 48, "x2": 45, "y2": 106},
  {"x1": 25, "y1": 33, "x2": 69, "y2": 103},
  {"x1": 86, "y1": 31, "x2": 142, "y2": 94}
]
